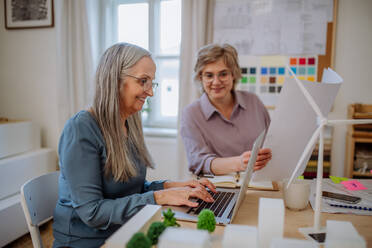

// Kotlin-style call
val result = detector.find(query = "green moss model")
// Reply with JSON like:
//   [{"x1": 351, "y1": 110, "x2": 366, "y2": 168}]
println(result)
[
  {"x1": 162, "y1": 208, "x2": 180, "y2": 227},
  {"x1": 126, "y1": 232, "x2": 151, "y2": 248},
  {"x1": 197, "y1": 209, "x2": 216, "y2": 233},
  {"x1": 147, "y1": 221, "x2": 167, "y2": 245}
]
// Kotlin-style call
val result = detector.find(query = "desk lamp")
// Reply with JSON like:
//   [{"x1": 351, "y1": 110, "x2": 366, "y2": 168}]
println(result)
[{"x1": 285, "y1": 67, "x2": 372, "y2": 243}]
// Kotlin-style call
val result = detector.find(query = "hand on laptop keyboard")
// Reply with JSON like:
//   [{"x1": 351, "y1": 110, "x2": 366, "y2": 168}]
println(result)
[{"x1": 154, "y1": 185, "x2": 214, "y2": 208}]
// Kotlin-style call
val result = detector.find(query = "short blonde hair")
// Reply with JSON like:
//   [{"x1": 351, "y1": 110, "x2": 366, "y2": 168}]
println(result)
[{"x1": 194, "y1": 44, "x2": 242, "y2": 86}]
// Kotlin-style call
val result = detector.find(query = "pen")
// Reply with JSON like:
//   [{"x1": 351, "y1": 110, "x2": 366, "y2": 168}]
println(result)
[
  {"x1": 235, "y1": 172, "x2": 240, "y2": 183},
  {"x1": 197, "y1": 174, "x2": 214, "y2": 179},
  {"x1": 328, "y1": 203, "x2": 372, "y2": 211}
]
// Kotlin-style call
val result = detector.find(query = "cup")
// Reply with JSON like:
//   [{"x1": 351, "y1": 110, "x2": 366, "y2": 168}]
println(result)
[{"x1": 283, "y1": 179, "x2": 310, "y2": 211}]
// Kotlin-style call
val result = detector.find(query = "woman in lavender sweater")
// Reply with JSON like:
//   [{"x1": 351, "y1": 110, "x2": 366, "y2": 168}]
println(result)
[{"x1": 181, "y1": 44, "x2": 272, "y2": 176}]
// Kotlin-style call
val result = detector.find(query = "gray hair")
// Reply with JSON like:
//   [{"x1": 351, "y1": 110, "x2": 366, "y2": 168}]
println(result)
[{"x1": 91, "y1": 43, "x2": 154, "y2": 182}]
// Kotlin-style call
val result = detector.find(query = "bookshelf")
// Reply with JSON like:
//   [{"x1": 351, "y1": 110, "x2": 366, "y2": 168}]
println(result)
[
  {"x1": 344, "y1": 104, "x2": 372, "y2": 178},
  {"x1": 304, "y1": 126, "x2": 333, "y2": 179}
]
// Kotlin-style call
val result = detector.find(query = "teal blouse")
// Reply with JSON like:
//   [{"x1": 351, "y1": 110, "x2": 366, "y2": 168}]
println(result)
[{"x1": 53, "y1": 110, "x2": 164, "y2": 247}]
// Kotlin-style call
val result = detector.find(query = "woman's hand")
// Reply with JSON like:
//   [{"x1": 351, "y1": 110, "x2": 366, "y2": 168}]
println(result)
[
  {"x1": 239, "y1": 148, "x2": 272, "y2": 171},
  {"x1": 164, "y1": 179, "x2": 217, "y2": 193},
  {"x1": 154, "y1": 186, "x2": 214, "y2": 207}
]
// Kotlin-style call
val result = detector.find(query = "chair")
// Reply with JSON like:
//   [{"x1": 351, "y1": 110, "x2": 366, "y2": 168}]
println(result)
[{"x1": 20, "y1": 171, "x2": 60, "y2": 248}]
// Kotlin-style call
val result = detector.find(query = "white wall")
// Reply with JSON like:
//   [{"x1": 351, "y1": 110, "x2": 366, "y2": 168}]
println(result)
[
  {"x1": 0, "y1": 1, "x2": 371, "y2": 178},
  {"x1": 145, "y1": 136, "x2": 178, "y2": 181},
  {"x1": 330, "y1": 0, "x2": 372, "y2": 176},
  {"x1": 0, "y1": 3, "x2": 59, "y2": 151}
]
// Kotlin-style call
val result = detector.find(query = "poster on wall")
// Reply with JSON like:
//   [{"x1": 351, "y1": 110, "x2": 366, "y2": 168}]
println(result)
[{"x1": 4, "y1": 0, "x2": 54, "y2": 29}]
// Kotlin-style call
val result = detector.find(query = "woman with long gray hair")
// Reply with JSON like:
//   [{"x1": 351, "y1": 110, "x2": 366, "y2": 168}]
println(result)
[{"x1": 53, "y1": 43, "x2": 216, "y2": 247}]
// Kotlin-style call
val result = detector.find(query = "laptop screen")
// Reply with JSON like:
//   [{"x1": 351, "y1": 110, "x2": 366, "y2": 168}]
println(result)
[{"x1": 230, "y1": 129, "x2": 266, "y2": 221}]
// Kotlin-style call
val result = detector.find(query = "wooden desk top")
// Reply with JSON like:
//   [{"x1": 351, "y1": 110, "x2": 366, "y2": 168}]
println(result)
[{"x1": 178, "y1": 187, "x2": 372, "y2": 246}]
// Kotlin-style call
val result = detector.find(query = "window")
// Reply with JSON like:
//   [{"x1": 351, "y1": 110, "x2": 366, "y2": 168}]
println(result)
[{"x1": 117, "y1": 0, "x2": 181, "y2": 129}]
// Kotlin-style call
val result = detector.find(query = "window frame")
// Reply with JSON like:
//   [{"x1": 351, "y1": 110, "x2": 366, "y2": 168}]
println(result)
[{"x1": 116, "y1": 0, "x2": 180, "y2": 129}]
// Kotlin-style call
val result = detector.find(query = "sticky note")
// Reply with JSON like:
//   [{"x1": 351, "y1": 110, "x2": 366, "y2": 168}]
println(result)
[
  {"x1": 290, "y1": 67, "x2": 297, "y2": 74},
  {"x1": 307, "y1": 67, "x2": 316, "y2": 75},
  {"x1": 261, "y1": 76, "x2": 268, "y2": 84},
  {"x1": 269, "y1": 86, "x2": 276, "y2": 93},
  {"x1": 308, "y1": 57, "x2": 315, "y2": 65},
  {"x1": 307, "y1": 76, "x2": 315, "y2": 82},
  {"x1": 249, "y1": 76, "x2": 256, "y2": 83},
  {"x1": 269, "y1": 77, "x2": 276, "y2": 83},
  {"x1": 330, "y1": 176, "x2": 348, "y2": 184},
  {"x1": 278, "y1": 67, "x2": 285, "y2": 75},
  {"x1": 261, "y1": 67, "x2": 268, "y2": 75},
  {"x1": 260, "y1": 86, "x2": 267, "y2": 93},
  {"x1": 270, "y1": 67, "x2": 277, "y2": 74},
  {"x1": 299, "y1": 58, "x2": 306, "y2": 65},
  {"x1": 277, "y1": 76, "x2": 285, "y2": 85},
  {"x1": 277, "y1": 86, "x2": 282, "y2": 92},
  {"x1": 341, "y1": 180, "x2": 367, "y2": 191},
  {"x1": 298, "y1": 67, "x2": 306, "y2": 75},
  {"x1": 298, "y1": 76, "x2": 306, "y2": 80},
  {"x1": 241, "y1": 67, "x2": 248, "y2": 74},
  {"x1": 241, "y1": 77, "x2": 248, "y2": 83},
  {"x1": 250, "y1": 67, "x2": 256, "y2": 74},
  {"x1": 290, "y1": 58, "x2": 297, "y2": 65},
  {"x1": 297, "y1": 176, "x2": 304, "y2": 179}
]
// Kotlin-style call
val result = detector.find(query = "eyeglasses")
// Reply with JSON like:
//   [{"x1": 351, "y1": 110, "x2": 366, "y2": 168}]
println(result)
[
  {"x1": 201, "y1": 70, "x2": 232, "y2": 84},
  {"x1": 123, "y1": 73, "x2": 158, "y2": 91}
]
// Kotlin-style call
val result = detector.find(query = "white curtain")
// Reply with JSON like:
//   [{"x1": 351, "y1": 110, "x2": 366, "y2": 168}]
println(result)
[
  {"x1": 55, "y1": 0, "x2": 117, "y2": 132},
  {"x1": 176, "y1": 0, "x2": 215, "y2": 180}
]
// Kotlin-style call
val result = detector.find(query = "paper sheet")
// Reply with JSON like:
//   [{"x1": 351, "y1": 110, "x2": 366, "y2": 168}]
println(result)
[
  {"x1": 213, "y1": 0, "x2": 332, "y2": 55},
  {"x1": 309, "y1": 179, "x2": 372, "y2": 216},
  {"x1": 252, "y1": 69, "x2": 342, "y2": 181}
]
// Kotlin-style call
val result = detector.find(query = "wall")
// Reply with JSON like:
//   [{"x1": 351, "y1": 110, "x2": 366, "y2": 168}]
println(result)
[
  {"x1": 0, "y1": 3, "x2": 59, "y2": 151},
  {"x1": 0, "y1": 1, "x2": 371, "y2": 178},
  {"x1": 145, "y1": 136, "x2": 178, "y2": 181},
  {"x1": 330, "y1": 0, "x2": 372, "y2": 176}
]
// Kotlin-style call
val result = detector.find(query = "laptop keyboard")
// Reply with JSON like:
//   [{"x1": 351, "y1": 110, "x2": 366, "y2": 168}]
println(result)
[{"x1": 186, "y1": 191, "x2": 235, "y2": 218}]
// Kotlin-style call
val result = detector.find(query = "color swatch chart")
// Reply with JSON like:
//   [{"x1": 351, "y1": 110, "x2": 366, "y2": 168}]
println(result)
[{"x1": 237, "y1": 56, "x2": 318, "y2": 106}]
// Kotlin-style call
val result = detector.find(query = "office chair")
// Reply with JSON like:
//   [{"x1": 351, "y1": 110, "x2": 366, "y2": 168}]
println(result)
[{"x1": 20, "y1": 171, "x2": 60, "y2": 248}]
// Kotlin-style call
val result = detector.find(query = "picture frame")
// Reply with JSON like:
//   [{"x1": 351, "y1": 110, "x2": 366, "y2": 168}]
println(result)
[{"x1": 4, "y1": 0, "x2": 54, "y2": 29}]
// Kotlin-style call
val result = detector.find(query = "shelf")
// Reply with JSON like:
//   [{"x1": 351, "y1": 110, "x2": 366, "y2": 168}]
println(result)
[
  {"x1": 307, "y1": 160, "x2": 331, "y2": 167},
  {"x1": 345, "y1": 103, "x2": 372, "y2": 178},
  {"x1": 352, "y1": 172, "x2": 372, "y2": 177}
]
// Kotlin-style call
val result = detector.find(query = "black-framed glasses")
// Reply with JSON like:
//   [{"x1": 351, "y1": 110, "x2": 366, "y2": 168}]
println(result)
[
  {"x1": 201, "y1": 70, "x2": 232, "y2": 84},
  {"x1": 123, "y1": 73, "x2": 158, "y2": 91}
]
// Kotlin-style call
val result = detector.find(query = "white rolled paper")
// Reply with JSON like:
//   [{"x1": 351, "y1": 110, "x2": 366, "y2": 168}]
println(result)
[
  {"x1": 325, "y1": 220, "x2": 366, "y2": 248},
  {"x1": 258, "y1": 198, "x2": 284, "y2": 248},
  {"x1": 158, "y1": 227, "x2": 211, "y2": 248},
  {"x1": 222, "y1": 224, "x2": 257, "y2": 248},
  {"x1": 270, "y1": 237, "x2": 316, "y2": 248}
]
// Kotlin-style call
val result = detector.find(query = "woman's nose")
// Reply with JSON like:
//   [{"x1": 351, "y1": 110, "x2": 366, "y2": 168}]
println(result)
[{"x1": 145, "y1": 87, "x2": 154, "y2": 97}]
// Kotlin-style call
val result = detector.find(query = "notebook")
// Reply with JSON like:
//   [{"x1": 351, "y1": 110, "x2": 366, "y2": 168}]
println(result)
[
  {"x1": 163, "y1": 130, "x2": 266, "y2": 224},
  {"x1": 207, "y1": 174, "x2": 278, "y2": 191}
]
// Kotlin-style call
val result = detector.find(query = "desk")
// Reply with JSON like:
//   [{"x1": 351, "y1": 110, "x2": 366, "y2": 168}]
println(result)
[{"x1": 178, "y1": 186, "x2": 372, "y2": 247}]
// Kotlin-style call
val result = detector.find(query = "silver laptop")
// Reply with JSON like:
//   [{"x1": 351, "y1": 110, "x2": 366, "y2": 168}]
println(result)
[{"x1": 165, "y1": 130, "x2": 266, "y2": 224}]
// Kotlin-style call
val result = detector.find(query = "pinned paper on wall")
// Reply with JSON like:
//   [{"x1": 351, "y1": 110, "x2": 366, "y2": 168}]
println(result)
[
  {"x1": 237, "y1": 55, "x2": 318, "y2": 107},
  {"x1": 341, "y1": 180, "x2": 368, "y2": 191},
  {"x1": 213, "y1": 0, "x2": 332, "y2": 55},
  {"x1": 329, "y1": 176, "x2": 348, "y2": 184}
]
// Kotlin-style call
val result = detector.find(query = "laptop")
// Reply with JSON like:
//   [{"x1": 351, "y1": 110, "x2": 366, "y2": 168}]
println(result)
[{"x1": 164, "y1": 130, "x2": 266, "y2": 224}]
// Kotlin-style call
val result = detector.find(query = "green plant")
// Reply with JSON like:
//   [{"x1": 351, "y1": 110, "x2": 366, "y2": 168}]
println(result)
[
  {"x1": 126, "y1": 232, "x2": 151, "y2": 248},
  {"x1": 197, "y1": 209, "x2": 216, "y2": 233},
  {"x1": 162, "y1": 208, "x2": 180, "y2": 227},
  {"x1": 147, "y1": 221, "x2": 167, "y2": 245}
]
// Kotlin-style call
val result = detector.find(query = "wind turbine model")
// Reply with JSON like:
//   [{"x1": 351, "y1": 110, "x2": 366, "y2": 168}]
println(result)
[{"x1": 286, "y1": 67, "x2": 372, "y2": 243}]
